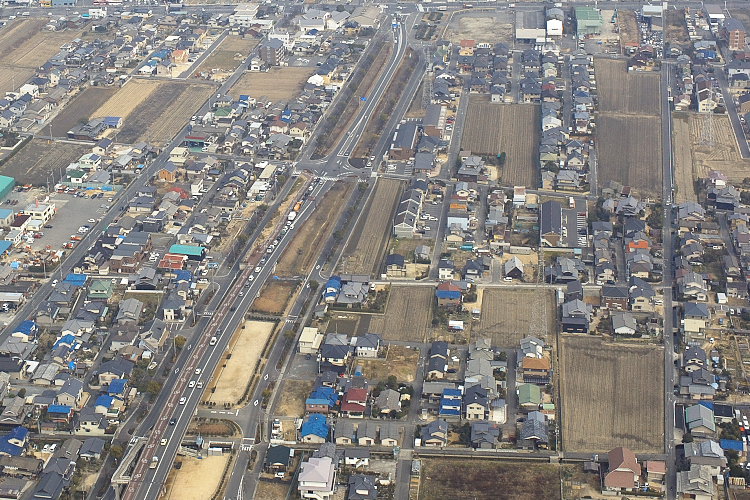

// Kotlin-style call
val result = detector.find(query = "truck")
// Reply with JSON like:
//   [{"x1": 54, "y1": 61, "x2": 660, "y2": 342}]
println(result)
[
  {"x1": 287, "y1": 211, "x2": 297, "y2": 222},
  {"x1": 293, "y1": 201, "x2": 303, "y2": 212}
]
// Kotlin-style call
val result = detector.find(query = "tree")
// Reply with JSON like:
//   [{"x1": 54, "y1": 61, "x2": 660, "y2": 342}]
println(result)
[
  {"x1": 174, "y1": 335, "x2": 187, "y2": 350},
  {"x1": 498, "y1": 152, "x2": 507, "y2": 167},
  {"x1": 682, "y1": 432, "x2": 694, "y2": 443},
  {"x1": 16, "y1": 388, "x2": 26, "y2": 398},
  {"x1": 146, "y1": 381, "x2": 162, "y2": 396},
  {"x1": 110, "y1": 444, "x2": 125, "y2": 459}
]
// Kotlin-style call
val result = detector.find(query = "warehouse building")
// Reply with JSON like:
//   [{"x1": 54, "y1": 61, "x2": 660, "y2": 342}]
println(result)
[
  {"x1": 515, "y1": 10, "x2": 547, "y2": 42},
  {"x1": 0, "y1": 177, "x2": 14, "y2": 203},
  {"x1": 574, "y1": 6, "x2": 603, "y2": 36}
]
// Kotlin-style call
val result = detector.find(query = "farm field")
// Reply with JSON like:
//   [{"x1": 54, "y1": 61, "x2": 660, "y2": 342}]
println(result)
[
  {"x1": 596, "y1": 115, "x2": 662, "y2": 196},
  {"x1": 687, "y1": 113, "x2": 750, "y2": 184},
  {"x1": 275, "y1": 181, "x2": 355, "y2": 277},
  {"x1": 595, "y1": 59, "x2": 660, "y2": 116},
  {"x1": 0, "y1": 19, "x2": 82, "y2": 69},
  {"x1": 115, "y1": 81, "x2": 216, "y2": 145},
  {"x1": 276, "y1": 379, "x2": 314, "y2": 417},
  {"x1": 0, "y1": 66, "x2": 34, "y2": 95},
  {"x1": 164, "y1": 455, "x2": 230, "y2": 500},
  {"x1": 91, "y1": 79, "x2": 163, "y2": 121},
  {"x1": 196, "y1": 35, "x2": 259, "y2": 75},
  {"x1": 204, "y1": 320, "x2": 275, "y2": 406},
  {"x1": 230, "y1": 67, "x2": 314, "y2": 102},
  {"x1": 359, "y1": 345, "x2": 420, "y2": 383},
  {"x1": 559, "y1": 336, "x2": 664, "y2": 453},
  {"x1": 0, "y1": 139, "x2": 90, "y2": 185},
  {"x1": 252, "y1": 280, "x2": 299, "y2": 316},
  {"x1": 461, "y1": 96, "x2": 539, "y2": 187},
  {"x1": 49, "y1": 87, "x2": 118, "y2": 137},
  {"x1": 340, "y1": 178, "x2": 403, "y2": 275},
  {"x1": 444, "y1": 14, "x2": 514, "y2": 44},
  {"x1": 368, "y1": 286, "x2": 433, "y2": 342},
  {"x1": 672, "y1": 113, "x2": 697, "y2": 203},
  {"x1": 419, "y1": 459, "x2": 563, "y2": 500},
  {"x1": 474, "y1": 288, "x2": 555, "y2": 347}
]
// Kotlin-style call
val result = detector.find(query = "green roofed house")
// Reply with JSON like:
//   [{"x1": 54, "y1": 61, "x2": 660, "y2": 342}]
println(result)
[
  {"x1": 168, "y1": 244, "x2": 206, "y2": 260},
  {"x1": 517, "y1": 383, "x2": 542, "y2": 412},
  {"x1": 575, "y1": 6, "x2": 603, "y2": 36},
  {"x1": 88, "y1": 279, "x2": 115, "y2": 301},
  {"x1": 0, "y1": 176, "x2": 14, "y2": 201}
]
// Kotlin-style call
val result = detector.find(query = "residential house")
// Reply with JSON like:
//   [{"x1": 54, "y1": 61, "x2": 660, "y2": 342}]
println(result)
[{"x1": 604, "y1": 447, "x2": 641, "y2": 493}]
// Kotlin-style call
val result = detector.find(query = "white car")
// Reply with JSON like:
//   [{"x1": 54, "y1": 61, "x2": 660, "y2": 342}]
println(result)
[
  {"x1": 179, "y1": 397, "x2": 186, "y2": 405},
  {"x1": 254, "y1": 266, "x2": 262, "y2": 273},
  {"x1": 194, "y1": 368, "x2": 201, "y2": 375},
  {"x1": 160, "y1": 439, "x2": 167, "y2": 446},
  {"x1": 189, "y1": 380, "x2": 196, "y2": 388}
]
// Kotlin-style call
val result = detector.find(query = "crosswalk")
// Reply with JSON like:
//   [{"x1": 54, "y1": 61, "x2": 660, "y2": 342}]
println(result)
[{"x1": 240, "y1": 437, "x2": 254, "y2": 452}]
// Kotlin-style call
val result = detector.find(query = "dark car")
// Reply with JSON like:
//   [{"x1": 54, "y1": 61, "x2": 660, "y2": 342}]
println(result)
[{"x1": 169, "y1": 418, "x2": 177, "y2": 426}]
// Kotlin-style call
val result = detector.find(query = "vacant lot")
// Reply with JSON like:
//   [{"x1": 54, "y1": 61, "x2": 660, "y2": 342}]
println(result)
[
  {"x1": 559, "y1": 336, "x2": 664, "y2": 453},
  {"x1": 164, "y1": 454, "x2": 230, "y2": 500},
  {"x1": 92, "y1": 79, "x2": 163, "y2": 120},
  {"x1": 360, "y1": 345, "x2": 420, "y2": 383},
  {"x1": 276, "y1": 379, "x2": 313, "y2": 417},
  {"x1": 617, "y1": 9, "x2": 640, "y2": 49},
  {"x1": 0, "y1": 139, "x2": 90, "y2": 186},
  {"x1": 116, "y1": 81, "x2": 216, "y2": 145},
  {"x1": 0, "y1": 19, "x2": 82, "y2": 68},
  {"x1": 49, "y1": 87, "x2": 118, "y2": 137},
  {"x1": 445, "y1": 14, "x2": 513, "y2": 44},
  {"x1": 230, "y1": 67, "x2": 314, "y2": 102},
  {"x1": 275, "y1": 181, "x2": 355, "y2": 277},
  {"x1": 597, "y1": 115, "x2": 662, "y2": 196},
  {"x1": 340, "y1": 179, "x2": 403, "y2": 276},
  {"x1": 672, "y1": 113, "x2": 697, "y2": 203},
  {"x1": 689, "y1": 113, "x2": 750, "y2": 183},
  {"x1": 368, "y1": 286, "x2": 433, "y2": 342},
  {"x1": 196, "y1": 35, "x2": 259, "y2": 75},
  {"x1": 420, "y1": 459, "x2": 562, "y2": 500},
  {"x1": 474, "y1": 288, "x2": 555, "y2": 347},
  {"x1": 462, "y1": 97, "x2": 539, "y2": 187},
  {"x1": 205, "y1": 320, "x2": 275, "y2": 406},
  {"x1": 665, "y1": 8, "x2": 690, "y2": 47},
  {"x1": 252, "y1": 280, "x2": 299, "y2": 316},
  {"x1": 595, "y1": 59, "x2": 660, "y2": 116}
]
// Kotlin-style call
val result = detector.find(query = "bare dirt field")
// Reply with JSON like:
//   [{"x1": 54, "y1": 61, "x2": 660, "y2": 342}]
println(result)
[
  {"x1": 420, "y1": 459, "x2": 563, "y2": 500},
  {"x1": 252, "y1": 280, "x2": 299, "y2": 316},
  {"x1": 196, "y1": 35, "x2": 259, "y2": 75},
  {"x1": 687, "y1": 113, "x2": 750, "y2": 184},
  {"x1": 474, "y1": 288, "x2": 555, "y2": 347},
  {"x1": 164, "y1": 454, "x2": 230, "y2": 500},
  {"x1": 665, "y1": 9, "x2": 691, "y2": 47},
  {"x1": 597, "y1": 114, "x2": 662, "y2": 196},
  {"x1": 276, "y1": 379, "x2": 314, "y2": 417},
  {"x1": 275, "y1": 181, "x2": 355, "y2": 277},
  {"x1": 0, "y1": 66, "x2": 34, "y2": 95},
  {"x1": 617, "y1": 10, "x2": 640, "y2": 49},
  {"x1": 254, "y1": 481, "x2": 291, "y2": 499},
  {"x1": 360, "y1": 345, "x2": 420, "y2": 383},
  {"x1": 91, "y1": 79, "x2": 163, "y2": 120},
  {"x1": 0, "y1": 139, "x2": 90, "y2": 185},
  {"x1": 340, "y1": 179, "x2": 403, "y2": 276},
  {"x1": 368, "y1": 286, "x2": 433, "y2": 342},
  {"x1": 115, "y1": 81, "x2": 216, "y2": 145},
  {"x1": 0, "y1": 19, "x2": 82, "y2": 68},
  {"x1": 444, "y1": 14, "x2": 514, "y2": 44},
  {"x1": 559, "y1": 336, "x2": 664, "y2": 453},
  {"x1": 595, "y1": 59, "x2": 660, "y2": 116},
  {"x1": 461, "y1": 96, "x2": 539, "y2": 187},
  {"x1": 204, "y1": 320, "x2": 275, "y2": 406},
  {"x1": 230, "y1": 67, "x2": 314, "y2": 102},
  {"x1": 672, "y1": 113, "x2": 697, "y2": 203},
  {"x1": 49, "y1": 87, "x2": 118, "y2": 137}
]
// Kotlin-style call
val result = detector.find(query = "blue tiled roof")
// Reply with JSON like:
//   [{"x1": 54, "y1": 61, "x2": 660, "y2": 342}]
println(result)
[
  {"x1": 95, "y1": 395, "x2": 114, "y2": 408},
  {"x1": 48, "y1": 405, "x2": 72, "y2": 414},
  {"x1": 309, "y1": 386, "x2": 338, "y2": 408},
  {"x1": 15, "y1": 320, "x2": 37, "y2": 336},
  {"x1": 721, "y1": 439, "x2": 744, "y2": 451},
  {"x1": 64, "y1": 273, "x2": 88, "y2": 286},
  {"x1": 108, "y1": 379, "x2": 127, "y2": 395},
  {"x1": 301, "y1": 414, "x2": 328, "y2": 439}
]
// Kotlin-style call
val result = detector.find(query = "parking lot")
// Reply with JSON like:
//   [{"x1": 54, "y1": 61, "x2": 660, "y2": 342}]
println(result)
[{"x1": 418, "y1": 201, "x2": 441, "y2": 240}]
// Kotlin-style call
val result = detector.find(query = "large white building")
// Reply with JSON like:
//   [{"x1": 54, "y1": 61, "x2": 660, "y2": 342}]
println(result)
[{"x1": 229, "y1": 3, "x2": 259, "y2": 27}]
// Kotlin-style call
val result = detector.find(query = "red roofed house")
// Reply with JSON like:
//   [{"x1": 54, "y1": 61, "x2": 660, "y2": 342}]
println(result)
[
  {"x1": 340, "y1": 388, "x2": 368, "y2": 419},
  {"x1": 158, "y1": 253, "x2": 188, "y2": 270},
  {"x1": 435, "y1": 281, "x2": 462, "y2": 309},
  {"x1": 459, "y1": 39, "x2": 476, "y2": 56},
  {"x1": 269, "y1": 120, "x2": 289, "y2": 134},
  {"x1": 645, "y1": 460, "x2": 666, "y2": 492},
  {"x1": 604, "y1": 447, "x2": 641, "y2": 493}
]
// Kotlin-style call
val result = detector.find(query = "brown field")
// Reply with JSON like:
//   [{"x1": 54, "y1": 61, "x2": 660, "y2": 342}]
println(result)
[
  {"x1": 474, "y1": 288, "x2": 555, "y2": 348},
  {"x1": 0, "y1": 66, "x2": 34, "y2": 95},
  {"x1": 115, "y1": 81, "x2": 216, "y2": 145},
  {"x1": 559, "y1": 336, "x2": 664, "y2": 453},
  {"x1": 420, "y1": 459, "x2": 562, "y2": 500},
  {"x1": 461, "y1": 96, "x2": 539, "y2": 187},
  {"x1": 672, "y1": 113, "x2": 697, "y2": 203},
  {"x1": 275, "y1": 181, "x2": 355, "y2": 277},
  {"x1": 368, "y1": 286, "x2": 433, "y2": 342},
  {"x1": 49, "y1": 87, "x2": 118, "y2": 137},
  {"x1": 253, "y1": 481, "x2": 291, "y2": 499},
  {"x1": 687, "y1": 113, "x2": 750, "y2": 184},
  {"x1": 597, "y1": 115, "x2": 663, "y2": 196},
  {"x1": 91, "y1": 79, "x2": 163, "y2": 120},
  {"x1": 230, "y1": 67, "x2": 314, "y2": 102},
  {"x1": 340, "y1": 179, "x2": 403, "y2": 276},
  {"x1": 204, "y1": 321, "x2": 275, "y2": 406},
  {"x1": 0, "y1": 139, "x2": 90, "y2": 185},
  {"x1": 595, "y1": 59, "x2": 660, "y2": 116},
  {"x1": 617, "y1": 10, "x2": 640, "y2": 48},
  {"x1": 665, "y1": 8, "x2": 690, "y2": 46},
  {"x1": 444, "y1": 14, "x2": 514, "y2": 44},
  {"x1": 196, "y1": 35, "x2": 259, "y2": 75},
  {"x1": 0, "y1": 19, "x2": 82, "y2": 69},
  {"x1": 164, "y1": 455, "x2": 230, "y2": 500},
  {"x1": 276, "y1": 379, "x2": 313, "y2": 417},
  {"x1": 359, "y1": 345, "x2": 420, "y2": 383},
  {"x1": 252, "y1": 280, "x2": 299, "y2": 316}
]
